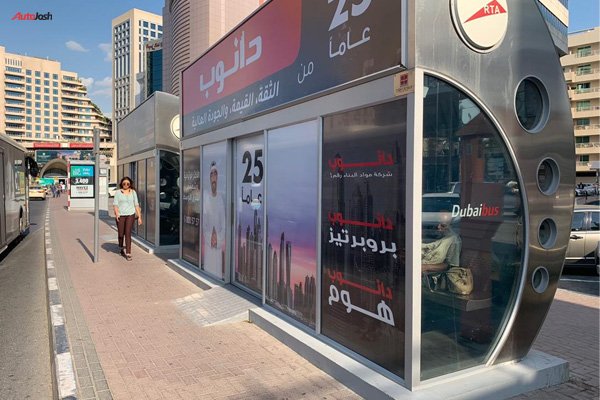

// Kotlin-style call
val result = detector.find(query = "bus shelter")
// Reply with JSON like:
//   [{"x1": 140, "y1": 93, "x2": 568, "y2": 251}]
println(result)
[
  {"x1": 176, "y1": 0, "x2": 574, "y2": 396},
  {"x1": 117, "y1": 91, "x2": 180, "y2": 253}
]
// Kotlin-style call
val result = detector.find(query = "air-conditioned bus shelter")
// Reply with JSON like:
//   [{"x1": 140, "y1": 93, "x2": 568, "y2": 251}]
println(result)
[
  {"x1": 176, "y1": 0, "x2": 574, "y2": 397},
  {"x1": 117, "y1": 91, "x2": 181, "y2": 253}
]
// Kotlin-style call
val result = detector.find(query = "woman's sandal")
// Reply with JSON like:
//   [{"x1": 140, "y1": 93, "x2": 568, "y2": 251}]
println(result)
[{"x1": 125, "y1": 254, "x2": 132, "y2": 261}]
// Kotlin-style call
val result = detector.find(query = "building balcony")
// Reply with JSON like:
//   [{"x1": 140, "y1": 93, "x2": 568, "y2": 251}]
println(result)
[
  {"x1": 5, "y1": 91, "x2": 25, "y2": 98},
  {"x1": 5, "y1": 117, "x2": 25, "y2": 124},
  {"x1": 562, "y1": 49, "x2": 600, "y2": 66},
  {"x1": 572, "y1": 106, "x2": 600, "y2": 119},
  {"x1": 574, "y1": 124, "x2": 600, "y2": 137},
  {"x1": 5, "y1": 74, "x2": 25, "y2": 82},
  {"x1": 4, "y1": 67, "x2": 24, "y2": 76},
  {"x1": 569, "y1": 87, "x2": 600, "y2": 101},
  {"x1": 61, "y1": 98, "x2": 83, "y2": 106},
  {"x1": 5, "y1": 108, "x2": 25, "y2": 115},
  {"x1": 5, "y1": 84, "x2": 25, "y2": 91},
  {"x1": 575, "y1": 142, "x2": 600, "y2": 155},
  {"x1": 61, "y1": 93, "x2": 85, "y2": 100},
  {"x1": 5, "y1": 124, "x2": 26, "y2": 131},
  {"x1": 569, "y1": 68, "x2": 600, "y2": 84}
]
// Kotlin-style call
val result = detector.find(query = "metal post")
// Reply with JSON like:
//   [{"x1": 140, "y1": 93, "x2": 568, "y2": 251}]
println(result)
[{"x1": 93, "y1": 127, "x2": 100, "y2": 263}]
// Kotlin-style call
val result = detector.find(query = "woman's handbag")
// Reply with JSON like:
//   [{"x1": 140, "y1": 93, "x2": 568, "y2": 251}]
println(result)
[{"x1": 446, "y1": 267, "x2": 474, "y2": 295}]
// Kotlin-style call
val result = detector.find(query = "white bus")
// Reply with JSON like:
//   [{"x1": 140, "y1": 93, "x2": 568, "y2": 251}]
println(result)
[{"x1": 0, "y1": 134, "x2": 29, "y2": 255}]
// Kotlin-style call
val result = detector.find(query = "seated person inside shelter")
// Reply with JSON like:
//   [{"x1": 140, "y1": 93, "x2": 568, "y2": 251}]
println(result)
[{"x1": 422, "y1": 212, "x2": 461, "y2": 272}]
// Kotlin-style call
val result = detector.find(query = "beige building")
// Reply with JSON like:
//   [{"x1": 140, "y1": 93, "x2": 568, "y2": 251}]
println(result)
[
  {"x1": 112, "y1": 9, "x2": 163, "y2": 124},
  {"x1": 161, "y1": 0, "x2": 264, "y2": 97},
  {"x1": 0, "y1": 46, "x2": 112, "y2": 149},
  {"x1": 561, "y1": 27, "x2": 600, "y2": 180}
]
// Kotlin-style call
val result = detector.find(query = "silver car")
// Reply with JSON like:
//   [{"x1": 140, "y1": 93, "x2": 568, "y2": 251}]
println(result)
[{"x1": 565, "y1": 205, "x2": 599, "y2": 275}]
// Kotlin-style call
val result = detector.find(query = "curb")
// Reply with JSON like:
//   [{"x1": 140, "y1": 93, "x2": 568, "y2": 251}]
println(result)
[{"x1": 45, "y1": 208, "x2": 78, "y2": 400}]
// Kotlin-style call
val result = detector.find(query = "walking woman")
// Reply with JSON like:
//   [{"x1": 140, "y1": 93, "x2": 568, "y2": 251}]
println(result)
[{"x1": 113, "y1": 177, "x2": 142, "y2": 261}]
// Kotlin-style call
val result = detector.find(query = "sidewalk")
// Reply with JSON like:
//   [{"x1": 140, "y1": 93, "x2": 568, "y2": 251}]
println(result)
[
  {"x1": 46, "y1": 197, "x2": 599, "y2": 399},
  {"x1": 46, "y1": 198, "x2": 359, "y2": 400},
  {"x1": 511, "y1": 289, "x2": 599, "y2": 399}
]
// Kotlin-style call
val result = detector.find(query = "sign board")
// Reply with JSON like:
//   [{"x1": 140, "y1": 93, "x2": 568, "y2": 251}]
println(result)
[
  {"x1": 35, "y1": 149, "x2": 93, "y2": 165},
  {"x1": 69, "y1": 164, "x2": 95, "y2": 198},
  {"x1": 182, "y1": 0, "x2": 404, "y2": 136}
]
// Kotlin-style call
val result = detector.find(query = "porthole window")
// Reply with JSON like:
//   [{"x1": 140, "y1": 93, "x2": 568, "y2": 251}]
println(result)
[
  {"x1": 538, "y1": 218, "x2": 557, "y2": 249},
  {"x1": 531, "y1": 266, "x2": 550, "y2": 294},
  {"x1": 537, "y1": 158, "x2": 560, "y2": 195},
  {"x1": 515, "y1": 77, "x2": 549, "y2": 133}
]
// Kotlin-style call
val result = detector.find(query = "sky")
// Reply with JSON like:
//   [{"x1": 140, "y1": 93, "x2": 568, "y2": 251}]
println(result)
[
  {"x1": 0, "y1": 1, "x2": 598, "y2": 119},
  {"x1": 0, "y1": 0, "x2": 164, "y2": 117}
]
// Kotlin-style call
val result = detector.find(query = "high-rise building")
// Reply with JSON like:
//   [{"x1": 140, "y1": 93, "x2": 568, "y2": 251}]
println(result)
[
  {"x1": 145, "y1": 39, "x2": 163, "y2": 99},
  {"x1": 561, "y1": 27, "x2": 600, "y2": 181},
  {"x1": 536, "y1": 0, "x2": 569, "y2": 56},
  {"x1": 161, "y1": 0, "x2": 264, "y2": 97},
  {"x1": 0, "y1": 46, "x2": 112, "y2": 149},
  {"x1": 111, "y1": 9, "x2": 163, "y2": 124}
]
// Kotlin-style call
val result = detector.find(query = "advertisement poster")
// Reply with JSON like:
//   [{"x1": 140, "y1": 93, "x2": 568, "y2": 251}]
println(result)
[
  {"x1": 266, "y1": 121, "x2": 318, "y2": 328},
  {"x1": 234, "y1": 135, "x2": 263, "y2": 293},
  {"x1": 182, "y1": 148, "x2": 201, "y2": 266},
  {"x1": 69, "y1": 164, "x2": 95, "y2": 199},
  {"x1": 321, "y1": 100, "x2": 407, "y2": 377},
  {"x1": 35, "y1": 150, "x2": 93, "y2": 165},
  {"x1": 202, "y1": 142, "x2": 227, "y2": 279},
  {"x1": 182, "y1": 0, "x2": 403, "y2": 135}
]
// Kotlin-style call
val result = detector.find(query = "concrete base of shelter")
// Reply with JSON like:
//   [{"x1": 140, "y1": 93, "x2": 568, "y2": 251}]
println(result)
[
  {"x1": 130, "y1": 235, "x2": 179, "y2": 255},
  {"x1": 250, "y1": 308, "x2": 569, "y2": 400},
  {"x1": 166, "y1": 258, "x2": 219, "y2": 291}
]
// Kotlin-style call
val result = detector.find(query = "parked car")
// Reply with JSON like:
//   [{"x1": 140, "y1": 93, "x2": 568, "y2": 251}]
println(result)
[
  {"x1": 108, "y1": 182, "x2": 117, "y2": 197},
  {"x1": 564, "y1": 205, "x2": 599, "y2": 275},
  {"x1": 29, "y1": 185, "x2": 47, "y2": 200},
  {"x1": 575, "y1": 183, "x2": 598, "y2": 197}
]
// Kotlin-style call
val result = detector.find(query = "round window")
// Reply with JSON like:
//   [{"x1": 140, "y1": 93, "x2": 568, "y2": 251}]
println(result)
[
  {"x1": 515, "y1": 77, "x2": 549, "y2": 133},
  {"x1": 538, "y1": 218, "x2": 557, "y2": 249},
  {"x1": 537, "y1": 158, "x2": 560, "y2": 195}
]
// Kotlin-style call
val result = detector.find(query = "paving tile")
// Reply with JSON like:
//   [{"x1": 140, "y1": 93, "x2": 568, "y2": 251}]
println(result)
[{"x1": 48, "y1": 199, "x2": 599, "y2": 400}]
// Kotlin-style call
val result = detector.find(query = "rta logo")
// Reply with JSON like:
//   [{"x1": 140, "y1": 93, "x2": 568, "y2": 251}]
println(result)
[
  {"x1": 11, "y1": 12, "x2": 53, "y2": 21},
  {"x1": 451, "y1": 0, "x2": 508, "y2": 52}
]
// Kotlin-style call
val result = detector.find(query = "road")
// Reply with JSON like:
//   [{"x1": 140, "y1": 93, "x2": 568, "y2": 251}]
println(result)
[
  {"x1": 0, "y1": 199, "x2": 54, "y2": 400},
  {"x1": 560, "y1": 266, "x2": 599, "y2": 296}
]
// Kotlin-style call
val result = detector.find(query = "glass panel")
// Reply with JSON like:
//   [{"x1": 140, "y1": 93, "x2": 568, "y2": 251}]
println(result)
[
  {"x1": 137, "y1": 159, "x2": 146, "y2": 240},
  {"x1": 159, "y1": 151, "x2": 180, "y2": 246},
  {"x1": 202, "y1": 142, "x2": 227, "y2": 279},
  {"x1": 234, "y1": 134, "x2": 264, "y2": 294},
  {"x1": 146, "y1": 158, "x2": 156, "y2": 245},
  {"x1": 421, "y1": 75, "x2": 524, "y2": 380},
  {"x1": 130, "y1": 162, "x2": 137, "y2": 235},
  {"x1": 182, "y1": 148, "x2": 201, "y2": 266},
  {"x1": 266, "y1": 121, "x2": 318, "y2": 328},
  {"x1": 590, "y1": 212, "x2": 599, "y2": 231},
  {"x1": 571, "y1": 213, "x2": 585, "y2": 231},
  {"x1": 321, "y1": 100, "x2": 407, "y2": 378}
]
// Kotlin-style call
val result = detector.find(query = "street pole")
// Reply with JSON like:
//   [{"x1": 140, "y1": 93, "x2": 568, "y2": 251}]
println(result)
[{"x1": 93, "y1": 127, "x2": 100, "y2": 263}]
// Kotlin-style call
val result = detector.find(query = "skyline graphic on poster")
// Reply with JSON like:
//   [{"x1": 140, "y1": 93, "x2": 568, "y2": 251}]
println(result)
[
  {"x1": 235, "y1": 135, "x2": 264, "y2": 293},
  {"x1": 265, "y1": 121, "x2": 318, "y2": 327}
]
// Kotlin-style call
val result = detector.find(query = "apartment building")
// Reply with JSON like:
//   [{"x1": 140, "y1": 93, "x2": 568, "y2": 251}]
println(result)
[
  {"x1": 0, "y1": 46, "x2": 111, "y2": 149},
  {"x1": 112, "y1": 9, "x2": 163, "y2": 124},
  {"x1": 561, "y1": 27, "x2": 600, "y2": 180}
]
